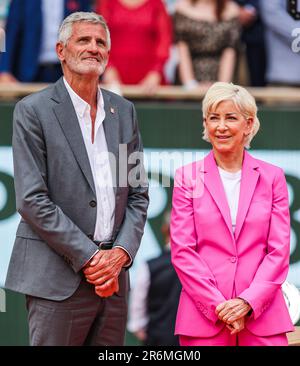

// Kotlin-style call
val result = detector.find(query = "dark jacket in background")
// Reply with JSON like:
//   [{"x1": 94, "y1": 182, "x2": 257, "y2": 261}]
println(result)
[
  {"x1": 146, "y1": 250, "x2": 181, "y2": 346},
  {"x1": 234, "y1": 0, "x2": 266, "y2": 86}
]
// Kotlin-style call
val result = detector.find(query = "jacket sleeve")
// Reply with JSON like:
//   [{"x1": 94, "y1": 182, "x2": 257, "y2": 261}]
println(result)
[
  {"x1": 113, "y1": 103, "x2": 149, "y2": 265},
  {"x1": 238, "y1": 168, "x2": 291, "y2": 320},
  {"x1": 13, "y1": 100, "x2": 99, "y2": 273},
  {"x1": 170, "y1": 167, "x2": 226, "y2": 323}
]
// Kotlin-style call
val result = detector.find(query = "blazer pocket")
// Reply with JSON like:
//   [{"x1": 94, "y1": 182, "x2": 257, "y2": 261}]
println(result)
[
  {"x1": 16, "y1": 222, "x2": 42, "y2": 240},
  {"x1": 250, "y1": 200, "x2": 271, "y2": 209}
]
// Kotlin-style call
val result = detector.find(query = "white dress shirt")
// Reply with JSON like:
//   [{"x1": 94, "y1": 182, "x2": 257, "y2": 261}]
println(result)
[
  {"x1": 39, "y1": 0, "x2": 64, "y2": 64},
  {"x1": 218, "y1": 167, "x2": 241, "y2": 233},
  {"x1": 63, "y1": 78, "x2": 115, "y2": 242}
]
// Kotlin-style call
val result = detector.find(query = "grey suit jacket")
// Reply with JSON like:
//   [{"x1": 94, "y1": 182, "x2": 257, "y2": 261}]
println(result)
[{"x1": 5, "y1": 77, "x2": 149, "y2": 300}]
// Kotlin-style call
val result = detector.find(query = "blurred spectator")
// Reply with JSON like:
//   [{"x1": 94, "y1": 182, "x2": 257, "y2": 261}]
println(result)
[
  {"x1": 96, "y1": 0, "x2": 172, "y2": 94},
  {"x1": 0, "y1": 0, "x2": 91, "y2": 83},
  {"x1": 127, "y1": 211, "x2": 181, "y2": 346},
  {"x1": 164, "y1": 0, "x2": 177, "y2": 13},
  {"x1": 260, "y1": 0, "x2": 300, "y2": 86},
  {"x1": 0, "y1": 0, "x2": 10, "y2": 28},
  {"x1": 0, "y1": 27, "x2": 4, "y2": 54},
  {"x1": 173, "y1": 0, "x2": 241, "y2": 89},
  {"x1": 234, "y1": 0, "x2": 266, "y2": 86},
  {"x1": 162, "y1": 1, "x2": 179, "y2": 84}
]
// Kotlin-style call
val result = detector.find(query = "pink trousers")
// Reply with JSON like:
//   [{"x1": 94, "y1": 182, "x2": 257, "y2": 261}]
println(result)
[{"x1": 179, "y1": 327, "x2": 288, "y2": 346}]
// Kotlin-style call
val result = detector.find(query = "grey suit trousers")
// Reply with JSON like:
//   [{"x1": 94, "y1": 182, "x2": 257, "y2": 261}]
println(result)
[{"x1": 26, "y1": 278, "x2": 128, "y2": 346}]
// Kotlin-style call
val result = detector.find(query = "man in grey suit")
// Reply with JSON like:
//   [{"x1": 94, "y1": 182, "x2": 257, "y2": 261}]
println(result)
[{"x1": 5, "y1": 12, "x2": 149, "y2": 346}]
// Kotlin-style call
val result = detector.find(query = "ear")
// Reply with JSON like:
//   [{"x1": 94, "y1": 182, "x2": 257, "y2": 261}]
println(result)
[
  {"x1": 56, "y1": 42, "x2": 65, "y2": 63},
  {"x1": 245, "y1": 117, "x2": 254, "y2": 135}
]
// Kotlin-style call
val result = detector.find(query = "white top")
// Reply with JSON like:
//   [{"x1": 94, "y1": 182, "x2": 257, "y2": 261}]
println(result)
[
  {"x1": 218, "y1": 167, "x2": 241, "y2": 233},
  {"x1": 127, "y1": 261, "x2": 150, "y2": 333},
  {"x1": 39, "y1": 0, "x2": 64, "y2": 64},
  {"x1": 63, "y1": 78, "x2": 115, "y2": 242}
]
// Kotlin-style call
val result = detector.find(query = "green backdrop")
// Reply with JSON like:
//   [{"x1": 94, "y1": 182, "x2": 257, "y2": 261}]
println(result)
[{"x1": 0, "y1": 100, "x2": 299, "y2": 345}]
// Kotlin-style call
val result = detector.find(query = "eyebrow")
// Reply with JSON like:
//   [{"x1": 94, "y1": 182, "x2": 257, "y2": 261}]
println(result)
[
  {"x1": 208, "y1": 112, "x2": 239, "y2": 116},
  {"x1": 76, "y1": 36, "x2": 106, "y2": 44}
]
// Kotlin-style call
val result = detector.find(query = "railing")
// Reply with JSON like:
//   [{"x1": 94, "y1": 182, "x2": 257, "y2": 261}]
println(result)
[{"x1": 0, "y1": 84, "x2": 300, "y2": 103}]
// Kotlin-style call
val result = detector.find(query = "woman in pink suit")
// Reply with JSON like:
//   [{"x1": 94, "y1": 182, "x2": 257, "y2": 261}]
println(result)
[{"x1": 170, "y1": 82, "x2": 294, "y2": 346}]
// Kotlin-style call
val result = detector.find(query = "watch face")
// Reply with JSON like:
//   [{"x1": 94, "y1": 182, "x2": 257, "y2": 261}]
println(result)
[{"x1": 282, "y1": 281, "x2": 300, "y2": 324}]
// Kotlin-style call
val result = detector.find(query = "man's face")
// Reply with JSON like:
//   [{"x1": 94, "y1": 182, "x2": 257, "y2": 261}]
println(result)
[{"x1": 57, "y1": 22, "x2": 109, "y2": 77}]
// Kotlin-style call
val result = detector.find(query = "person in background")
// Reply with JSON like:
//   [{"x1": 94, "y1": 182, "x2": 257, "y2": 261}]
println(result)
[
  {"x1": 0, "y1": 0, "x2": 91, "y2": 83},
  {"x1": 260, "y1": 0, "x2": 300, "y2": 87},
  {"x1": 234, "y1": 0, "x2": 266, "y2": 86},
  {"x1": 173, "y1": 0, "x2": 241, "y2": 90},
  {"x1": 95, "y1": 0, "x2": 172, "y2": 94},
  {"x1": 0, "y1": 0, "x2": 10, "y2": 28},
  {"x1": 164, "y1": 0, "x2": 177, "y2": 13},
  {"x1": 128, "y1": 211, "x2": 181, "y2": 346},
  {"x1": 171, "y1": 82, "x2": 294, "y2": 345}
]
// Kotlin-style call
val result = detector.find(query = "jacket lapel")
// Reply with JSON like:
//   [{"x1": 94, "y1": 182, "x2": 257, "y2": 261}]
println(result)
[
  {"x1": 234, "y1": 151, "x2": 260, "y2": 240},
  {"x1": 102, "y1": 90, "x2": 119, "y2": 159},
  {"x1": 102, "y1": 89, "x2": 120, "y2": 193},
  {"x1": 51, "y1": 78, "x2": 96, "y2": 195},
  {"x1": 201, "y1": 151, "x2": 233, "y2": 238}
]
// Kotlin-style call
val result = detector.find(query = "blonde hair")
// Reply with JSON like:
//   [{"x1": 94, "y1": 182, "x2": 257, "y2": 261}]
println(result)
[{"x1": 202, "y1": 82, "x2": 260, "y2": 149}]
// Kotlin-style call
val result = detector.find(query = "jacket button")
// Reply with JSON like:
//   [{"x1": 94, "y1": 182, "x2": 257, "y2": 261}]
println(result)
[
  {"x1": 230, "y1": 257, "x2": 237, "y2": 263},
  {"x1": 89, "y1": 200, "x2": 97, "y2": 207}
]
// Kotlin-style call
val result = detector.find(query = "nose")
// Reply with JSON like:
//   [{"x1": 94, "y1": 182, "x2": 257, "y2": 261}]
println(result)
[
  {"x1": 216, "y1": 118, "x2": 228, "y2": 130},
  {"x1": 87, "y1": 39, "x2": 99, "y2": 53}
]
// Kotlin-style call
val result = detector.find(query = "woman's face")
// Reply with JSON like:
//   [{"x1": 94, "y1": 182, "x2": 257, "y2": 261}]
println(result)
[{"x1": 204, "y1": 100, "x2": 253, "y2": 155}]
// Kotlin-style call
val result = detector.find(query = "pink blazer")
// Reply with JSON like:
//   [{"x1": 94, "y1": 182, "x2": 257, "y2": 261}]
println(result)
[{"x1": 170, "y1": 150, "x2": 294, "y2": 337}]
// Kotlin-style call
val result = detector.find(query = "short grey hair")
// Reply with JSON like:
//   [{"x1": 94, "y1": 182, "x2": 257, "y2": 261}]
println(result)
[
  {"x1": 202, "y1": 82, "x2": 260, "y2": 149},
  {"x1": 58, "y1": 12, "x2": 111, "y2": 50}
]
